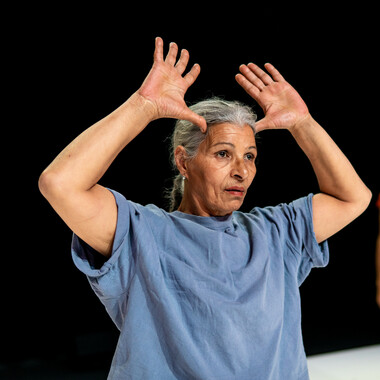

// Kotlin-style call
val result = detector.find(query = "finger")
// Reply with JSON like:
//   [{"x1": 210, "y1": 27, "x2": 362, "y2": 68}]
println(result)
[
  {"x1": 192, "y1": 113, "x2": 208, "y2": 133},
  {"x1": 239, "y1": 64, "x2": 266, "y2": 91},
  {"x1": 183, "y1": 111, "x2": 207, "y2": 133},
  {"x1": 254, "y1": 118, "x2": 272, "y2": 133},
  {"x1": 264, "y1": 63, "x2": 285, "y2": 82},
  {"x1": 154, "y1": 37, "x2": 164, "y2": 62},
  {"x1": 247, "y1": 62, "x2": 274, "y2": 85},
  {"x1": 183, "y1": 63, "x2": 201, "y2": 87},
  {"x1": 165, "y1": 42, "x2": 179, "y2": 65},
  {"x1": 235, "y1": 73, "x2": 261, "y2": 99},
  {"x1": 175, "y1": 49, "x2": 190, "y2": 75},
  {"x1": 196, "y1": 116, "x2": 208, "y2": 133}
]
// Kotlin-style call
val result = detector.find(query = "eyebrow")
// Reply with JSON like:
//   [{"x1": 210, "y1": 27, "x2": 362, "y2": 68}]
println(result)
[{"x1": 211, "y1": 142, "x2": 257, "y2": 150}]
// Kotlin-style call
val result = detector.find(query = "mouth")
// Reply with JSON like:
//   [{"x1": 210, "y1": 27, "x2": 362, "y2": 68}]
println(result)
[{"x1": 225, "y1": 186, "x2": 245, "y2": 197}]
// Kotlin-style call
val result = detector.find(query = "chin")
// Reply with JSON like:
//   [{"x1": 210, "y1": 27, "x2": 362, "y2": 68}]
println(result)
[{"x1": 214, "y1": 201, "x2": 244, "y2": 216}]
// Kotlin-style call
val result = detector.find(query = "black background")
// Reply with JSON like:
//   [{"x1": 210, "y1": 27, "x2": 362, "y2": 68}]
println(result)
[{"x1": 3, "y1": 4, "x2": 379, "y2": 376}]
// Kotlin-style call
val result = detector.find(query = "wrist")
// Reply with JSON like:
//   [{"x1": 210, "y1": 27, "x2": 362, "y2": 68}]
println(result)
[
  {"x1": 128, "y1": 91, "x2": 159, "y2": 123},
  {"x1": 288, "y1": 113, "x2": 314, "y2": 135}
]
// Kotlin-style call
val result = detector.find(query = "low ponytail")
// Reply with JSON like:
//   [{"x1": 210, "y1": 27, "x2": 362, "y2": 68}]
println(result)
[{"x1": 168, "y1": 174, "x2": 185, "y2": 212}]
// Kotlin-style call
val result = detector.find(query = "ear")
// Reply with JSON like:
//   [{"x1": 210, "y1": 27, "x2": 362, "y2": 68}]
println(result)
[{"x1": 174, "y1": 146, "x2": 188, "y2": 176}]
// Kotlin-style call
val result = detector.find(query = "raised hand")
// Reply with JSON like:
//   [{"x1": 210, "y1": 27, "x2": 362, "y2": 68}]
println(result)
[
  {"x1": 236, "y1": 63, "x2": 310, "y2": 133},
  {"x1": 138, "y1": 37, "x2": 207, "y2": 132}
]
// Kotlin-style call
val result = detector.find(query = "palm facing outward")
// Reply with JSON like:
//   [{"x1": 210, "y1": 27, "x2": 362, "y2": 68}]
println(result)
[
  {"x1": 236, "y1": 63, "x2": 310, "y2": 133},
  {"x1": 138, "y1": 37, "x2": 207, "y2": 132}
]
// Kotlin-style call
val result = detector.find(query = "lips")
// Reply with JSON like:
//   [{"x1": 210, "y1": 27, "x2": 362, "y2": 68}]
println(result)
[{"x1": 225, "y1": 186, "x2": 245, "y2": 196}]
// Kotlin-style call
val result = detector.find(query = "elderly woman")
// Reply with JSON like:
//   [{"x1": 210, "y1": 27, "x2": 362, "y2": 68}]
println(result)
[{"x1": 39, "y1": 37, "x2": 371, "y2": 379}]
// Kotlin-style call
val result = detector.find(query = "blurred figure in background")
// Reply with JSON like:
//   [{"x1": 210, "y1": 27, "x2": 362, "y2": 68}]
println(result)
[{"x1": 376, "y1": 193, "x2": 380, "y2": 307}]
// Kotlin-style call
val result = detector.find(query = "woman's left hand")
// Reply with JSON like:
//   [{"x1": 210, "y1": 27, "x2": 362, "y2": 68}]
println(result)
[{"x1": 236, "y1": 63, "x2": 310, "y2": 133}]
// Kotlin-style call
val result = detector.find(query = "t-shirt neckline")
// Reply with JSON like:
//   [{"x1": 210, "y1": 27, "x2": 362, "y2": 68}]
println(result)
[{"x1": 171, "y1": 210, "x2": 234, "y2": 230}]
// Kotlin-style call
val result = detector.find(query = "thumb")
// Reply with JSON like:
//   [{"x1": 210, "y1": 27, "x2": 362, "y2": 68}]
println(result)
[
  {"x1": 254, "y1": 117, "x2": 273, "y2": 133},
  {"x1": 182, "y1": 109, "x2": 207, "y2": 133},
  {"x1": 193, "y1": 114, "x2": 207, "y2": 133}
]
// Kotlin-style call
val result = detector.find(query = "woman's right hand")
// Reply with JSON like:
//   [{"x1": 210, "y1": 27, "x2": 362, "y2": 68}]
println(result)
[{"x1": 137, "y1": 37, "x2": 207, "y2": 132}]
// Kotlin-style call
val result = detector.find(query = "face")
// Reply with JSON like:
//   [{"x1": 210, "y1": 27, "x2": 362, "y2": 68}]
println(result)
[{"x1": 177, "y1": 123, "x2": 257, "y2": 217}]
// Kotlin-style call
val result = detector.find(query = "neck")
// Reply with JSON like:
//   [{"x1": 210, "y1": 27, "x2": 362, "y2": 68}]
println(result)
[
  {"x1": 177, "y1": 197, "x2": 208, "y2": 216},
  {"x1": 177, "y1": 192, "x2": 232, "y2": 218}
]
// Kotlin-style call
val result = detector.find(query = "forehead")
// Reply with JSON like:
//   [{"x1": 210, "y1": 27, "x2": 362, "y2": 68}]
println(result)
[{"x1": 204, "y1": 123, "x2": 256, "y2": 148}]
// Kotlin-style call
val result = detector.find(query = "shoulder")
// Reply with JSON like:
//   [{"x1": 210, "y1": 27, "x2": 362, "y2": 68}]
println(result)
[
  {"x1": 235, "y1": 194, "x2": 313, "y2": 226},
  {"x1": 108, "y1": 188, "x2": 170, "y2": 221}
]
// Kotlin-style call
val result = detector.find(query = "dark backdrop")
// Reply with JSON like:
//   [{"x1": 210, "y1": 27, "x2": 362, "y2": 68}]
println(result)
[{"x1": 4, "y1": 4, "x2": 379, "y2": 376}]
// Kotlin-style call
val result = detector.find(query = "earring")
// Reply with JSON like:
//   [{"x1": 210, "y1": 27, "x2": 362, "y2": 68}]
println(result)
[{"x1": 182, "y1": 175, "x2": 186, "y2": 180}]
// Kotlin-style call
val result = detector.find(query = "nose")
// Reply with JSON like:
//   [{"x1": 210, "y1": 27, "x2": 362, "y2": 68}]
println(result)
[{"x1": 231, "y1": 158, "x2": 249, "y2": 181}]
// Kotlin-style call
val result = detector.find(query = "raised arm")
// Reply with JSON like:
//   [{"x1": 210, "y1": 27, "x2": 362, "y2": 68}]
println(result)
[
  {"x1": 236, "y1": 63, "x2": 371, "y2": 243},
  {"x1": 38, "y1": 37, "x2": 206, "y2": 258}
]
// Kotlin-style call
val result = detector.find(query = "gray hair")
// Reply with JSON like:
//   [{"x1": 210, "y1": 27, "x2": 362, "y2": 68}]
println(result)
[{"x1": 166, "y1": 97, "x2": 257, "y2": 212}]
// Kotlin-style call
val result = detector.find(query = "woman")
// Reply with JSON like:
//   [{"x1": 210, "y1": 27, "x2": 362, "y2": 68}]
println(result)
[{"x1": 39, "y1": 37, "x2": 371, "y2": 379}]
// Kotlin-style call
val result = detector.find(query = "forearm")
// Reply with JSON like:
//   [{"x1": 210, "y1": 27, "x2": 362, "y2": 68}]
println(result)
[
  {"x1": 39, "y1": 92, "x2": 154, "y2": 196},
  {"x1": 289, "y1": 115, "x2": 371, "y2": 242},
  {"x1": 236, "y1": 61, "x2": 371, "y2": 241},
  {"x1": 38, "y1": 37, "x2": 203, "y2": 257},
  {"x1": 290, "y1": 115, "x2": 371, "y2": 206}
]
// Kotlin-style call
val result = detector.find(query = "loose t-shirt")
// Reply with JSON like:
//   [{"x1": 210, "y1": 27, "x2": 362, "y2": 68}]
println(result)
[{"x1": 72, "y1": 189, "x2": 329, "y2": 380}]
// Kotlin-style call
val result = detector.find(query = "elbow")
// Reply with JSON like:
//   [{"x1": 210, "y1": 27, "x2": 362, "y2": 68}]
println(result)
[
  {"x1": 361, "y1": 186, "x2": 372, "y2": 210},
  {"x1": 38, "y1": 170, "x2": 49, "y2": 198},
  {"x1": 354, "y1": 186, "x2": 372, "y2": 217},
  {"x1": 38, "y1": 168, "x2": 67, "y2": 202},
  {"x1": 364, "y1": 186, "x2": 373, "y2": 209}
]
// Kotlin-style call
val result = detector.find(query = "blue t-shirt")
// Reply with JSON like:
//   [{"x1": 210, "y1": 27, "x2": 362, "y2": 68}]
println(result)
[{"x1": 72, "y1": 189, "x2": 329, "y2": 380}]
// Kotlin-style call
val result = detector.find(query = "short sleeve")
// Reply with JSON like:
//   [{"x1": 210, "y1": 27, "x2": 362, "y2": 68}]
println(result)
[
  {"x1": 281, "y1": 194, "x2": 329, "y2": 285},
  {"x1": 71, "y1": 189, "x2": 137, "y2": 300}
]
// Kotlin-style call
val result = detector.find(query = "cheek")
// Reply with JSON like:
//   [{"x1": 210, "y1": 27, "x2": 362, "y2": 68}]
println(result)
[
  {"x1": 195, "y1": 172, "x2": 227, "y2": 201},
  {"x1": 247, "y1": 161, "x2": 257, "y2": 176},
  {"x1": 250, "y1": 165, "x2": 257, "y2": 179},
  {"x1": 205, "y1": 174, "x2": 225, "y2": 196},
  {"x1": 190, "y1": 160, "x2": 225, "y2": 186},
  {"x1": 211, "y1": 168, "x2": 231, "y2": 187}
]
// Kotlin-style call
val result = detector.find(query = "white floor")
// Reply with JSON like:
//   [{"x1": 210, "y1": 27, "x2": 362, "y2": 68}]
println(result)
[{"x1": 307, "y1": 344, "x2": 380, "y2": 380}]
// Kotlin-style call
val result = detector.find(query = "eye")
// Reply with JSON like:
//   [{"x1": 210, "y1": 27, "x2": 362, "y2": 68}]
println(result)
[
  {"x1": 216, "y1": 150, "x2": 229, "y2": 158},
  {"x1": 245, "y1": 153, "x2": 256, "y2": 161}
]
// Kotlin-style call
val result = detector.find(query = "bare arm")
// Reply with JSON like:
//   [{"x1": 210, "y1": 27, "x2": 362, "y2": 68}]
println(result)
[
  {"x1": 39, "y1": 38, "x2": 206, "y2": 257},
  {"x1": 38, "y1": 95, "x2": 154, "y2": 257},
  {"x1": 289, "y1": 115, "x2": 371, "y2": 242},
  {"x1": 236, "y1": 63, "x2": 371, "y2": 243}
]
